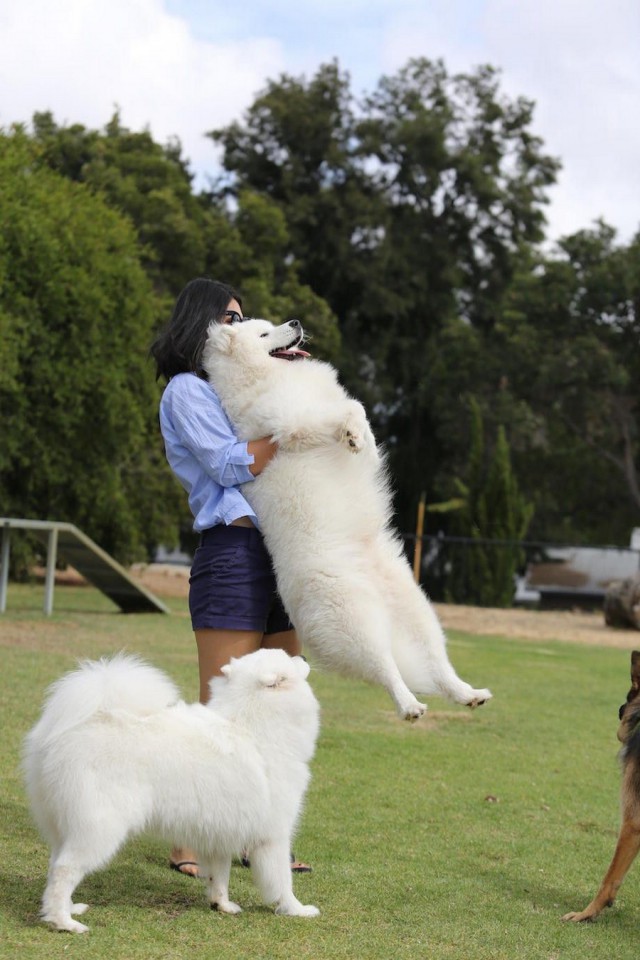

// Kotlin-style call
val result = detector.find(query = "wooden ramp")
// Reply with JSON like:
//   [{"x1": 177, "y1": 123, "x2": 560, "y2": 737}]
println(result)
[{"x1": 0, "y1": 518, "x2": 169, "y2": 615}]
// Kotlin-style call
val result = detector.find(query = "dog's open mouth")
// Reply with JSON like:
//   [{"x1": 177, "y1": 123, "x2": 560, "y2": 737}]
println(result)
[{"x1": 270, "y1": 336, "x2": 311, "y2": 362}]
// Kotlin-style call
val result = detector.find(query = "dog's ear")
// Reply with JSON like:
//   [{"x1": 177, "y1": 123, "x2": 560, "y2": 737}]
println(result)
[
  {"x1": 631, "y1": 651, "x2": 640, "y2": 688},
  {"x1": 219, "y1": 657, "x2": 238, "y2": 679},
  {"x1": 293, "y1": 656, "x2": 310, "y2": 680},
  {"x1": 207, "y1": 322, "x2": 236, "y2": 356}
]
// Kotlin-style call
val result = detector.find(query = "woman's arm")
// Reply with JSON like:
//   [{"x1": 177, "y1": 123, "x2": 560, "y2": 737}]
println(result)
[
  {"x1": 163, "y1": 376, "x2": 260, "y2": 487},
  {"x1": 247, "y1": 437, "x2": 278, "y2": 476}
]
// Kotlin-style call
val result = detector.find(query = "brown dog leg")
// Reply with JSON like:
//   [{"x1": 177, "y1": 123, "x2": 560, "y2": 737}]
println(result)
[{"x1": 562, "y1": 818, "x2": 640, "y2": 922}]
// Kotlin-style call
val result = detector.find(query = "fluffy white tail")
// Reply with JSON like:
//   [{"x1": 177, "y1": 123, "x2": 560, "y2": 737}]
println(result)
[{"x1": 25, "y1": 653, "x2": 180, "y2": 747}]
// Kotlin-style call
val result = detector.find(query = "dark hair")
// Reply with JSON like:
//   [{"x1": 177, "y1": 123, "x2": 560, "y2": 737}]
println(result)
[{"x1": 150, "y1": 278, "x2": 242, "y2": 381}]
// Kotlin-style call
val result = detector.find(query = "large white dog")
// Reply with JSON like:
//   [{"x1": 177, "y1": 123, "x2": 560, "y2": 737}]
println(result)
[
  {"x1": 23, "y1": 649, "x2": 320, "y2": 932},
  {"x1": 203, "y1": 318, "x2": 492, "y2": 721}
]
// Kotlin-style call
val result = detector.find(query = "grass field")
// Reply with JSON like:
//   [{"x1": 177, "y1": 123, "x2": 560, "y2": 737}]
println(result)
[{"x1": 1, "y1": 583, "x2": 639, "y2": 959}]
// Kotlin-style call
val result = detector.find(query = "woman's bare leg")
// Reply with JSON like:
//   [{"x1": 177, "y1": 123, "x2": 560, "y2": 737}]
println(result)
[
  {"x1": 262, "y1": 628, "x2": 301, "y2": 656},
  {"x1": 170, "y1": 627, "x2": 263, "y2": 876},
  {"x1": 195, "y1": 628, "x2": 264, "y2": 703}
]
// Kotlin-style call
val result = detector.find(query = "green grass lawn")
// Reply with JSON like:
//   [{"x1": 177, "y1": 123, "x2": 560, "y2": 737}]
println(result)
[{"x1": 1, "y1": 583, "x2": 639, "y2": 959}]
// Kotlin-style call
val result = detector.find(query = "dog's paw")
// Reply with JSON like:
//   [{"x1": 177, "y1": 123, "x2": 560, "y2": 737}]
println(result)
[
  {"x1": 211, "y1": 899, "x2": 242, "y2": 914},
  {"x1": 399, "y1": 698, "x2": 427, "y2": 722},
  {"x1": 465, "y1": 688, "x2": 493, "y2": 708},
  {"x1": 70, "y1": 903, "x2": 89, "y2": 916},
  {"x1": 338, "y1": 420, "x2": 364, "y2": 453},
  {"x1": 45, "y1": 916, "x2": 90, "y2": 934},
  {"x1": 561, "y1": 909, "x2": 597, "y2": 923},
  {"x1": 275, "y1": 902, "x2": 320, "y2": 917},
  {"x1": 335, "y1": 401, "x2": 370, "y2": 454},
  {"x1": 296, "y1": 904, "x2": 320, "y2": 918}
]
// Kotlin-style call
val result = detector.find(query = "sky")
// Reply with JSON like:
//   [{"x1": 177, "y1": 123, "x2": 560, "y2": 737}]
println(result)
[{"x1": 1, "y1": 0, "x2": 638, "y2": 246}]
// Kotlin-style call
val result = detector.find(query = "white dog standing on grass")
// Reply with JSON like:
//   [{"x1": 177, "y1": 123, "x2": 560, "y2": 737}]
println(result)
[
  {"x1": 203, "y1": 318, "x2": 492, "y2": 722},
  {"x1": 23, "y1": 649, "x2": 320, "y2": 932}
]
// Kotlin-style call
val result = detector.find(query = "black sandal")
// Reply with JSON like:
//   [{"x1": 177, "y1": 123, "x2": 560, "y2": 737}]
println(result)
[
  {"x1": 170, "y1": 859, "x2": 199, "y2": 877},
  {"x1": 290, "y1": 853, "x2": 313, "y2": 873},
  {"x1": 240, "y1": 852, "x2": 312, "y2": 872}
]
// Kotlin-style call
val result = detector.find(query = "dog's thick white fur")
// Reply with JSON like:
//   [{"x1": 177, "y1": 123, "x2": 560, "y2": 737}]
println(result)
[
  {"x1": 23, "y1": 649, "x2": 320, "y2": 932},
  {"x1": 203, "y1": 318, "x2": 492, "y2": 721}
]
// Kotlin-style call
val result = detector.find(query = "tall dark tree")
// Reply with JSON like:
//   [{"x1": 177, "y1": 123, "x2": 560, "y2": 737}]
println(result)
[
  {"x1": 416, "y1": 222, "x2": 640, "y2": 545},
  {"x1": 211, "y1": 59, "x2": 560, "y2": 529},
  {"x1": 31, "y1": 110, "x2": 210, "y2": 295},
  {"x1": 445, "y1": 400, "x2": 534, "y2": 606},
  {"x1": 210, "y1": 61, "x2": 377, "y2": 330},
  {"x1": 0, "y1": 130, "x2": 182, "y2": 563},
  {"x1": 498, "y1": 222, "x2": 640, "y2": 543},
  {"x1": 31, "y1": 111, "x2": 342, "y2": 361}
]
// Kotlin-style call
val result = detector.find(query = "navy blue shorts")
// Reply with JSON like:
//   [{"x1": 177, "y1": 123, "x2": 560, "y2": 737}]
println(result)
[{"x1": 189, "y1": 525, "x2": 295, "y2": 634}]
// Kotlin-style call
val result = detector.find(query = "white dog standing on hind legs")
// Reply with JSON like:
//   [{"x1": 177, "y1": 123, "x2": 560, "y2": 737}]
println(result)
[
  {"x1": 23, "y1": 649, "x2": 320, "y2": 932},
  {"x1": 203, "y1": 317, "x2": 492, "y2": 721}
]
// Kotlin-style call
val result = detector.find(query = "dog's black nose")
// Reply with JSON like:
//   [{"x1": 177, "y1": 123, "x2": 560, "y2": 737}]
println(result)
[{"x1": 289, "y1": 319, "x2": 301, "y2": 328}]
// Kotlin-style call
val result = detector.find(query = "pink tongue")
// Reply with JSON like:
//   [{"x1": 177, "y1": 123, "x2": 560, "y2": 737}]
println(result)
[{"x1": 272, "y1": 348, "x2": 311, "y2": 360}]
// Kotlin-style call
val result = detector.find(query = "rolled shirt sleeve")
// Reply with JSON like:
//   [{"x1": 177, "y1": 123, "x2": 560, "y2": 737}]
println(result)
[
  {"x1": 163, "y1": 375, "x2": 254, "y2": 487},
  {"x1": 158, "y1": 373, "x2": 261, "y2": 531}
]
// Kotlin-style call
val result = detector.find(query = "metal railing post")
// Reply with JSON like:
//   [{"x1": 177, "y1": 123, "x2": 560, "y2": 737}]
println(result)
[
  {"x1": 0, "y1": 526, "x2": 9, "y2": 613},
  {"x1": 44, "y1": 527, "x2": 58, "y2": 616}
]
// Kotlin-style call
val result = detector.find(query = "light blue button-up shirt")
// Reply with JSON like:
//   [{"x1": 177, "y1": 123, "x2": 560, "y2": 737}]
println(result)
[{"x1": 159, "y1": 372, "x2": 259, "y2": 531}]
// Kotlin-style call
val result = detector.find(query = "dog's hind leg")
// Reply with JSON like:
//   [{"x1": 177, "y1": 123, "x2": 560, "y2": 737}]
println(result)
[
  {"x1": 409, "y1": 597, "x2": 492, "y2": 707},
  {"x1": 562, "y1": 809, "x2": 640, "y2": 921},
  {"x1": 367, "y1": 651, "x2": 428, "y2": 721},
  {"x1": 41, "y1": 852, "x2": 93, "y2": 933},
  {"x1": 41, "y1": 823, "x2": 128, "y2": 932},
  {"x1": 201, "y1": 854, "x2": 242, "y2": 914},
  {"x1": 298, "y1": 574, "x2": 426, "y2": 720},
  {"x1": 376, "y1": 543, "x2": 492, "y2": 706},
  {"x1": 249, "y1": 839, "x2": 319, "y2": 917}
]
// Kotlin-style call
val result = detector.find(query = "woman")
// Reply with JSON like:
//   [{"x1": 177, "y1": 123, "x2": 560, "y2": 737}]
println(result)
[{"x1": 150, "y1": 277, "x2": 310, "y2": 875}]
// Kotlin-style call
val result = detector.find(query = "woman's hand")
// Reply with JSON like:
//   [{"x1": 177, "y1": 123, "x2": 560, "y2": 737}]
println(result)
[{"x1": 247, "y1": 437, "x2": 278, "y2": 476}]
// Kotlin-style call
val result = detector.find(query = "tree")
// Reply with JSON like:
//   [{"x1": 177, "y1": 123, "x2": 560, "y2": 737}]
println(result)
[
  {"x1": 445, "y1": 400, "x2": 534, "y2": 607},
  {"x1": 0, "y1": 130, "x2": 182, "y2": 564},
  {"x1": 211, "y1": 59, "x2": 560, "y2": 529},
  {"x1": 408, "y1": 220, "x2": 640, "y2": 546},
  {"x1": 488, "y1": 222, "x2": 640, "y2": 543},
  {"x1": 31, "y1": 110, "x2": 210, "y2": 295},
  {"x1": 202, "y1": 188, "x2": 342, "y2": 363},
  {"x1": 31, "y1": 111, "x2": 343, "y2": 362}
]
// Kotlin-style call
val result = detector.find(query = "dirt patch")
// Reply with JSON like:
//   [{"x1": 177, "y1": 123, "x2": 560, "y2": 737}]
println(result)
[
  {"x1": 31, "y1": 564, "x2": 640, "y2": 650},
  {"x1": 32, "y1": 562, "x2": 192, "y2": 599},
  {"x1": 129, "y1": 566, "x2": 640, "y2": 649},
  {"x1": 433, "y1": 603, "x2": 640, "y2": 650},
  {"x1": 129, "y1": 563, "x2": 191, "y2": 598}
]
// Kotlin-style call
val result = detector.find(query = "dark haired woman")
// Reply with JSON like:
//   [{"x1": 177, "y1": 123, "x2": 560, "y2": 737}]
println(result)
[{"x1": 150, "y1": 277, "x2": 310, "y2": 875}]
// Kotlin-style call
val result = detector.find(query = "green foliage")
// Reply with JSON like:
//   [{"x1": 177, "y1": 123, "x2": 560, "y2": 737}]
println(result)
[
  {"x1": 1, "y1": 55, "x2": 639, "y2": 559},
  {"x1": 212, "y1": 59, "x2": 561, "y2": 531},
  {"x1": 0, "y1": 130, "x2": 182, "y2": 563},
  {"x1": 32, "y1": 110, "x2": 210, "y2": 295},
  {"x1": 409, "y1": 219, "x2": 640, "y2": 546},
  {"x1": 31, "y1": 112, "x2": 344, "y2": 364},
  {"x1": 446, "y1": 400, "x2": 534, "y2": 606},
  {"x1": 487, "y1": 223, "x2": 640, "y2": 543},
  {"x1": 204, "y1": 188, "x2": 342, "y2": 363}
]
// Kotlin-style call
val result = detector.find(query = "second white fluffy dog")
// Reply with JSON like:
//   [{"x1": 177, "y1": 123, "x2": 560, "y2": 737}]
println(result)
[{"x1": 23, "y1": 649, "x2": 320, "y2": 932}]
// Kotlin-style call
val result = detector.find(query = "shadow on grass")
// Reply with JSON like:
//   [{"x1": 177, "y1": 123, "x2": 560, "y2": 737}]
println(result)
[{"x1": 4, "y1": 827, "x2": 282, "y2": 934}]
